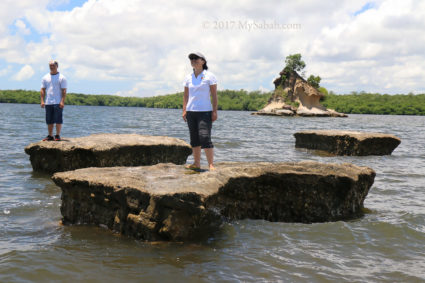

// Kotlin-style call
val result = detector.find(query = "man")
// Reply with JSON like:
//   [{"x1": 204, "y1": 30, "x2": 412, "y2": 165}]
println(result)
[{"x1": 40, "y1": 60, "x2": 67, "y2": 141}]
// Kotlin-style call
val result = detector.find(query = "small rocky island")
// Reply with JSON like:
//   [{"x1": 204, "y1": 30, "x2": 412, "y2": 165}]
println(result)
[
  {"x1": 25, "y1": 133, "x2": 192, "y2": 173},
  {"x1": 252, "y1": 54, "x2": 347, "y2": 117},
  {"x1": 52, "y1": 161, "x2": 376, "y2": 241},
  {"x1": 294, "y1": 130, "x2": 401, "y2": 155}
]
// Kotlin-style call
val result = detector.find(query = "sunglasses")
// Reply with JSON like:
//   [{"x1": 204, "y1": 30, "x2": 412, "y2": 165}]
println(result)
[{"x1": 189, "y1": 56, "x2": 200, "y2": 60}]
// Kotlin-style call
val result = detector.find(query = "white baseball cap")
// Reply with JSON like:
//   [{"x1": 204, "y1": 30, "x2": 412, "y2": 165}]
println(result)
[
  {"x1": 188, "y1": 52, "x2": 206, "y2": 60},
  {"x1": 49, "y1": 60, "x2": 58, "y2": 66}
]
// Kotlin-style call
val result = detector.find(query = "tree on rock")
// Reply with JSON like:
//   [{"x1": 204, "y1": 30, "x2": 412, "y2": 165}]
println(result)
[
  {"x1": 307, "y1": 75, "x2": 321, "y2": 89},
  {"x1": 284, "y1": 54, "x2": 306, "y2": 73}
]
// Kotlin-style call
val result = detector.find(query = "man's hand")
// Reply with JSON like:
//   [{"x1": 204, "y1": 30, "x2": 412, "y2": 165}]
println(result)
[
  {"x1": 41, "y1": 102, "x2": 45, "y2": 108},
  {"x1": 182, "y1": 110, "x2": 187, "y2": 122},
  {"x1": 59, "y1": 101, "x2": 65, "y2": 109}
]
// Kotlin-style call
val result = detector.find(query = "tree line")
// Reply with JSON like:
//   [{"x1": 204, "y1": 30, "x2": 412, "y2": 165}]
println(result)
[
  {"x1": 1, "y1": 89, "x2": 424, "y2": 115},
  {"x1": 0, "y1": 89, "x2": 269, "y2": 111},
  {"x1": 321, "y1": 92, "x2": 425, "y2": 115}
]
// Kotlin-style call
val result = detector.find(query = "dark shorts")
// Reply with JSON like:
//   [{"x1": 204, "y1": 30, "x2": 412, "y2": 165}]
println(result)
[
  {"x1": 45, "y1": 104, "x2": 63, "y2": 124},
  {"x1": 186, "y1": 111, "x2": 213, "y2": 149}
]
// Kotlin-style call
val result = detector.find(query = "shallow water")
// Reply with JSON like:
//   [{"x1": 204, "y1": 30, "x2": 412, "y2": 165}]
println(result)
[{"x1": 1, "y1": 103, "x2": 424, "y2": 282}]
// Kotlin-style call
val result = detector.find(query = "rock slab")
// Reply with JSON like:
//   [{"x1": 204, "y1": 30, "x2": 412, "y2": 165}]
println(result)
[
  {"x1": 294, "y1": 130, "x2": 401, "y2": 155},
  {"x1": 25, "y1": 133, "x2": 192, "y2": 173},
  {"x1": 52, "y1": 161, "x2": 376, "y2": 241}
]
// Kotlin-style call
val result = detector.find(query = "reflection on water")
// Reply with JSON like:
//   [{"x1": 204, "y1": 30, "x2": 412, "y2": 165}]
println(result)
[{"x1": 0, "y1": 103, "x2": 424, "y2": 282}]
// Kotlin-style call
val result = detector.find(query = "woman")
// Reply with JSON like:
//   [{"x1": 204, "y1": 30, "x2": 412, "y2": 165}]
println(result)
[{"x1": 182, "y1": 52, "x2": 218, "y2": 171}]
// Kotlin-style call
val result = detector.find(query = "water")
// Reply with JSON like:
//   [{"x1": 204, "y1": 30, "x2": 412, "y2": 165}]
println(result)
[{"x1": 1, "y1": 103, "x2": 424, "y2": 282}]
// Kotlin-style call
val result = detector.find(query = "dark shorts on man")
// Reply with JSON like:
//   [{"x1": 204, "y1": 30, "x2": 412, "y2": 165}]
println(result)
[
  {"x1": 186, "y1": 111, "x2": 213, "y2": 148},
  {"x1": 45, "y1": 104, "x2": 63, "y2": 124}
]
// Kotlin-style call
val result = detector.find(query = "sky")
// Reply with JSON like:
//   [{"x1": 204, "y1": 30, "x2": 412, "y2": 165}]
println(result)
[{"x1": 0, "y1": 0, "x2": 424, "y2": 97}]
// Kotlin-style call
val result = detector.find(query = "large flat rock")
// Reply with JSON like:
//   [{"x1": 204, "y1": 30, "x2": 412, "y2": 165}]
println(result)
[
  {"x1": 294, "y1": 130, "x2": 401, "y2": 156},
  {"x1": 25, "y1": 133, "x2": 192, "y2": 173},
  {"x1": 52, "y1": 161, "x2": 376, "y2": 241}
]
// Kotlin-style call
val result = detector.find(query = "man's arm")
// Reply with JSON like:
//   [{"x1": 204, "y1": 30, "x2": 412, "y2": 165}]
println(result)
[
  {"x1": 40, "y1": 88, "x2": 46, "y2": 108},
  {"x1": 59, "y1": 88, "x2": 67, "y2": 108}
]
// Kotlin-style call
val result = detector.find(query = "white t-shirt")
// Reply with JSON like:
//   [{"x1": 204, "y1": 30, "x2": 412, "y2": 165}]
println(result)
[
  {"x1": 41, "y1": 72, "x2": 67, "y2": 105},
  {"x1": 183, "y1": 70, "x2": 217, "y2": 111}
]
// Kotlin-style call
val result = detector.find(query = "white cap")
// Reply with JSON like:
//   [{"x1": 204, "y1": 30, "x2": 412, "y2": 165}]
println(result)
[{"x1": 188, "y1": 52, "x2": 206, "y2": 60}]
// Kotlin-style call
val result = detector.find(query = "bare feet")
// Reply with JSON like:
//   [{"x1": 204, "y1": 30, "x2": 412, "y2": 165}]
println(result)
[{"x1": 209, "y1": 164, "x2": 216, "y2": 171}]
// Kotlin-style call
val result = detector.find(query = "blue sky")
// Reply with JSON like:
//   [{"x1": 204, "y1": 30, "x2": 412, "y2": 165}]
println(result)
[
  {"x1": 353, "y1": 2, "x2": 375, "y2": 16},
  {"x1": 0, "y1": 0, "x2": 424, "y2": 96},
  {"x1": 46, "y1": 0, "x2": 87, "y2": 11}
]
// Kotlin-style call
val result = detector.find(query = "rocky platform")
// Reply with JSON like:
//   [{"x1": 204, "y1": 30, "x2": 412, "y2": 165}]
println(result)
[
  {"x1": 252, "y1": 107, "x2": 347, "y2": 117},
  {"x1": 25, "y1": 133, "x2": 192, "y2": 173},
  {"x1": 294, "y1": 130, "x2": 401, "y2": 156},
  {"x1": 52, "y1": 161, "x2": 376, "y2": 241}
]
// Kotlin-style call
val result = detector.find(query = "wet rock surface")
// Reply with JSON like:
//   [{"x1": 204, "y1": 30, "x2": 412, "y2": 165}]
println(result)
[
  {"x1": 52, "y1": 161, "x2": 376, "y2": 241},
  {"x1": 24, "y1": 133, "x2": 192, "y2": 173},
  {"x1": 294, "y1": 130, "x2": 401, "y2": 155}
]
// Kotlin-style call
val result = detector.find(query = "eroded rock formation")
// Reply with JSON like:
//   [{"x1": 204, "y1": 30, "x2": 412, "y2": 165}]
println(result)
[
  {"x1": 52, "y1": 161, "x2": 376, "y2": 241},
  {"x1": 294, "y1": 130, "x2": 401, "y2": 155},
  {"x1": 25, "y1": 133, "x2": 192, "y2": 173},
  {"x1": 253, "y1": 70, "x2": 347, "y2": 117}
]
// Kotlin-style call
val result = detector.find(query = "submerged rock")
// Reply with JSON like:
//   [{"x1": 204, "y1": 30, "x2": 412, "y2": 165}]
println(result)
[
  {"x1": 25, "y1": 133, "x2": 192, "y2": 173},
  {"x1": 294, "y1": 130, "x2": 401, "y2": 155},
  {"x1": 52, "y1": 161, "x2": 376, "y2": 241}
]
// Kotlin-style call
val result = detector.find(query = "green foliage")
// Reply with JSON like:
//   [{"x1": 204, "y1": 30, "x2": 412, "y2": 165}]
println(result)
[
  {"x1": 0, "y1": 89, "x2": 40, "y2": 104},
  {"x1": 274, "y1": 86, "x2": 288, "y2": 100},
  {"x1": 2, "y1": 89, "x2": 424, "y2": 115},
  {"x1": 217, "y1": 89, "x2": 271, "y2": 111},
  {"x1": 286, "y1": 100, "x2": 300, "y2": 108},
  {"x1": 318, "y1": 87, "x2": 328, "y2": 95},
  {"x1": 307, "y1": 75, "x2": 321, "y2": 89},
  {"x1": 0, "y1": 89, "x2": 272, "y2": 111},
  {"x1": 284, "y1": 53, "x2": 306, "y2": 73},
  {"x1": 321, "y1": 92, "x2": 425, "y2": 115}
]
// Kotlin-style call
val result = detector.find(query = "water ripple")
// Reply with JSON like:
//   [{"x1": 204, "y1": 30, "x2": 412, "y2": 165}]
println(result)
[{"x1": 0, "y1": 104, "x2": 424, "y2": 282}]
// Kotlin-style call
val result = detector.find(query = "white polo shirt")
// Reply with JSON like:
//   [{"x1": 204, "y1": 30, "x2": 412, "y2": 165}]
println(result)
[
  {"x1": 183, "y1": 70, "x2": 217, "y2": 111},
  {"x1": 41, "y1": 72, "x2": 67, "y2": 105}
]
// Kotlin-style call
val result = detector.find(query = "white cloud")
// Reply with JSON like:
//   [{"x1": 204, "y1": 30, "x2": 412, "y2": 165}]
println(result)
[
  {"x1": 0, "y1": 0, "x2": 424, "y2": 95},
  {"x1": 0, "y1": 1, "x2": 50, "y2": 34},
  {"x1": 0, "y1": 66, "x2": 12, "y2": 76},
  {"x1": 13, "y1": 65, "x2": 35, "y2": 81},
  {"x1": 15, "y1": 19, "x2": 31, "y2": 35},
  {"x1": 305, "y1": 0, "x2": 425, "y2": 93},
  {"x1": 258, "y1": 86, "x2": 270, "y2": 93}
]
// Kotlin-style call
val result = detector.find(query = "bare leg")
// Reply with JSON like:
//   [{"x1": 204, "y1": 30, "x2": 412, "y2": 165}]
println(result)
[
  {"x1": 47, "y1": 124, "x2": 54, "y2": 136},
  {"x1": 192, "y1": 146, "x2": 201, "y2": 168},
  {"x1": 56, "y1": 123, "x2": 62, "y2": 136},
  {"x1": 204, "y1": 148, "x2": 215, "y2": 170}
]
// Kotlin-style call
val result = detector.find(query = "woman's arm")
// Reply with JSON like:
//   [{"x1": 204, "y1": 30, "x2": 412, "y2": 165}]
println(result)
[
  {"x1": 210, "y1": 84, "x2": 218, "y2": 122},
  {"x1": 182, "y1": 87, "x2": 189, "y2": 121}
]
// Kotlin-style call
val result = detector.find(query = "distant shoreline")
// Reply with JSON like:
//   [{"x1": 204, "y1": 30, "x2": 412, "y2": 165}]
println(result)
[{"x1": 1, "y1": 89, "x2": 424, "y2": 115}]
